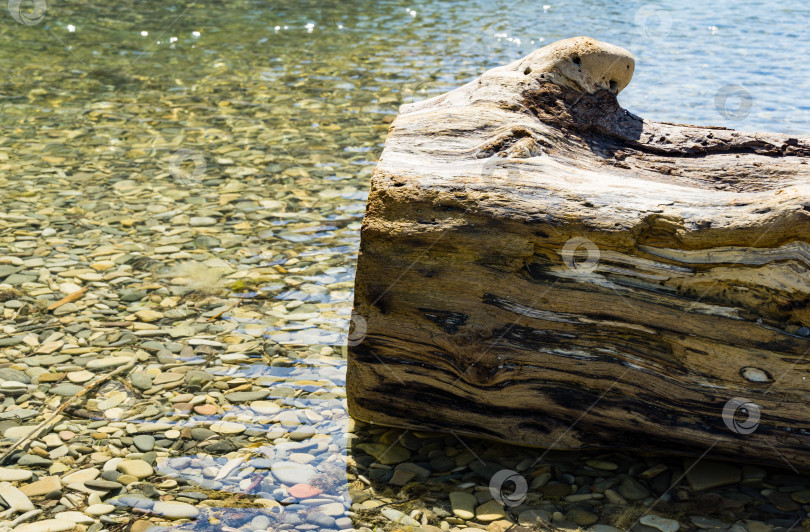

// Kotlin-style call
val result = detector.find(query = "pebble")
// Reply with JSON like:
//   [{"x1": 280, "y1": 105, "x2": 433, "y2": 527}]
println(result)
[
  {"x1": 685, "y1": 460, "x2": 741, "y2": 491},
  {"x1": 153, "y1": 501, "x2": 200, "y2": 519},
  {"x1": 356, "y1": 443, "x2": 411, "y2": 465},
  {"x1": 210, "y1": 421, "x2": 246, "y2": 434},
  {"x1": 0, "y1": 481, "x2": 35, "y2": 511},
  {"x1": 84, "y1": 503, "x2": 115, "y2": 516},
  {"x1": 224, "y1": 389, "x2": 270, "y2": 402},
  {"x1": 289, "y1": 483, "x2": 322, "y2": 498},
  {"x1": 618, "y1": 476, "x2": 650, "y2": 501},
  {"x1": 66, "y1": 370, "x2": 93, "y2": 383},
  {"x1": 475, "y1": 500, "x2": 506, "y2": 521},
  {"x1": 450, "y1": 491, "x2": 477, "y2": 519},
  {"x1": 133, "y1": 434, "x2": 155, "y2": 452},
  {"x1": 640, "y1": 514, "x2": 681, "y2": 532},
  {"x1": 5, "y1": 425, "x2": 36, "y2": 439},
  {"x1": 55, "y1": 511, "x2": 96, "y2": 524},
  {"x1": 86, "y1": 356, "x2": 133, "y2": 369},
  {"x1": 13, "y1": 520, "x2": 76, "y2": 532},
  {"x1": 381, "y1": 507, "x2": 418, "y2": 526},
  {"x1": 0, "y1": 466, "x2": 33, "y2": 481},
  {"x1": 19, "y1": 475, "x2": 60, "y2": 496},
  {"x1": 193, "y1": 404, "x2": 217, "y2": 415},
  {"x1": 117, "y1": 460, "x2": 154, "y2": 479},
  {"x1": 271, "y1": 461, "x2": 317, "y2": 486},
  {"x1": 62, "y1": 468, "x2": 100, "y2": 484}
]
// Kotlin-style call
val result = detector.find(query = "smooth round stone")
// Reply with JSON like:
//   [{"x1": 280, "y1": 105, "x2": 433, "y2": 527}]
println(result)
[
  {"x1": 249, "y1": 515, "x2": 270, "y2": 531},
  {"x1": 130, "y1": 373, "x2": 153, "y2": 390},
  {"x1": 164, "y1": 429, "x2": 181, "y2": 439},
  {"x1": 117, "y1": 460, "x2": 153, "y2": 479},
  {"x1": 640, "y1": 514, "x2": 680, "y2": 532},
  {"x1": 67, "y1": 370, "x2": 94, "y2": 383},
  {"x1": 4, "y1": 425, "x2": 35, "y2": 440},
  {"x1": 319, "y1": 502, "x2": 347, "y2": 516},
  {"x1": 86, "y1": 356, "x2": 133, "y2": 370},
  {"x1": 85, "y1": 503, "x2": 116, "y2": 516},
  {"x1": 566, "y1": 507, "x2": 598, "y2": 526},
  {"x1": 618, "y1": 477, "x2": 649, "y2": 501},
  {"x1": 103, "y1": 458, "x2": 123, "y2": 472},
  {"x1": 135, "y1": 309, "x2": 164, "y2": 322},
  {"x1": 0, "y1": 381, "x2": 27, "y2": 394},
  {"x1": 14, "y1": 519, "x2": 75, "y2": 532},
  {"x1": 173, "y1": 403, "x2": 193, "y2": 412},
  {"x1": 193, "y1": 404, "x2": 217, "y2": 416},
  {"x1": 58, "y1": 431, "x2": 75, "y2": 441},
  {"x1": 85, "y1": 479, "x2": 123, "y2": 491},
  {"x1": 210, "y1": 421, "x2": 245, "y2": 435},
  {"x1": 97, "y1": 391, "x2": 128, "y2": 410},
  {"x1": 791, "y1": 489, "x2": 810, "y2": 504},
  {"x1": 55, "y1": 511, "x2": 96, "y2": 524},
  {"x1": 189, "y1": 216, "x2": 216, "y2": 227},
  {"x1": 271, "y1": 461, "x2": 317, "y2": 486},
  {"x1": 355, "y1": 443, "x2": 410, "y2": 465},
  {"x1": 289, "y1": 483, "x2": 322, "y2": 499},
  {"x1": 171, "y1": 393, "x2": 194, "y2": 403},
  {"x1": 190, "y1": 428, "x2": 216, "y2": 441},
  {"x1": 104, "y1": 407, "x2": 125, "y2": 420},
  {"x1": 0, "y1": 369, "x2": 30, "y2": 383},
  {"x1": 101, "y1": 470, "x2": 123, "y2": 482},
  {"x1": 0, "y1": 467, "x2": 33, "y2": 481},
  {"x1": 50, "y1": 384, "x2": 84, "y2": 397},
  {"x1": 153, "y1": 373, "x2": 183, "y2": 385},
  {"x1": 224, "y1": 389, "x2": 270, "y2": 402},
  {"x1": 117, "y1": 474, "x2": 138, "y2": 485},
  {"x1": 586, "y1": 459, "x2": 619, "y2": 471},
  {"x1": 62, "y1": 467, "x2": 100, "y2": 484},
  {"x1": 17, "y1": 455, "x2": 52, "y2": 467},
  {"x1": 0, "y1": 482, "x2": 34, "y2": 511},
  {"x1": 275, "y1": 410, "x2": 302, "y2": 426},
  {"x1": 133, "y1": 435, "x2": 155, "y2": 452},
  {"x1": 449, "y1": 491, "x2": 477, "y2": 520},
  {"x1": 289, "y1": 425, "x2": 316, "y2": 442},
  {"x1": 153, "y1": 500, "x2": 200, "y2": 520},
  {"x1": 475, "y1": 500, "x2": 506, "y2": 521},
  {"x1": 250, "y1": 401, "x2": 281, "y2": 415},
  {"x1": 307, "y1": 512, "x2": 336, "y2": 528}
]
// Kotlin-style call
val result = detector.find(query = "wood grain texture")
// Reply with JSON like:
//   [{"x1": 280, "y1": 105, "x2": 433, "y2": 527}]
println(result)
[{"x1": 348, "y1": 37, "x2": 810, "y2": 468}]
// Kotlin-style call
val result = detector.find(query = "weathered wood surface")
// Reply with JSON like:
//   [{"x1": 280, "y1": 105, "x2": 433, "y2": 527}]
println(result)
[{"x1": 347, "y1": 37, "x2": 810, "y2": 468}]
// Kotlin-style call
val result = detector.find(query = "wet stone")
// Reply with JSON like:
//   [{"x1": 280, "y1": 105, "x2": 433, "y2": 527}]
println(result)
[
  {"x1": 618, "y1": 477, "x2": 650, "y2": 501},
  {"x1": 191, "y1": 428, "x2": 217, "y2": 441},
  {"x1": 133, "y1": 434, "x2": 155, "y2": 452},
  {"x1": 224, "y1": 389, "x2": 270, "y2": 402}
]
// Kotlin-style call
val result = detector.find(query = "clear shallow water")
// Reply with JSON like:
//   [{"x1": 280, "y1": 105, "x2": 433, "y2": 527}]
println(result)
[{"x1": 1, "y1": 0, "x2": 810, "y2": 530}]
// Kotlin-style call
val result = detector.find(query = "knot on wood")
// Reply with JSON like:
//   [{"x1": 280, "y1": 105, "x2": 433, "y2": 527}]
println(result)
[{"x1": 519, "y1": 36, "x2": 635, "y2": 95}]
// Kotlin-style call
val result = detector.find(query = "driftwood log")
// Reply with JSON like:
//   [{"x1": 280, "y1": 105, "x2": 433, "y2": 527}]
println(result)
[{"x1": 347, "y1": 37, "x2": 810, "y2": 468}]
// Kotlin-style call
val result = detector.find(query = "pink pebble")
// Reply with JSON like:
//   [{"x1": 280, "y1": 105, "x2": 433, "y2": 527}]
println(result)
[
  {"x1": 193, "y1": 404, "x2": 217, "y2": 415},
  {"x1": 289, "y1": 484, "x2": 322, "y2": 498}
]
